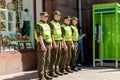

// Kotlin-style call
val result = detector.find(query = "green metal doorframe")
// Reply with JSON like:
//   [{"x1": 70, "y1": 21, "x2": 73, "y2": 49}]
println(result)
[{"x1": 93, "y1": 3, "x2": 120, "y2": 68}]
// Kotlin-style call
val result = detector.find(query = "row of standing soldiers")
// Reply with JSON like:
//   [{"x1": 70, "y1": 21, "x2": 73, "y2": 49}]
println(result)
[{"x1": 34, "y1": 11, "x2": 85, "y2": 80}]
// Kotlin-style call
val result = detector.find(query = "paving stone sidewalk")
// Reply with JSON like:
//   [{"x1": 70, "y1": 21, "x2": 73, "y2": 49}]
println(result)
[{"x1": 0, "y1": 66, "x2": 120, "y2": 80}]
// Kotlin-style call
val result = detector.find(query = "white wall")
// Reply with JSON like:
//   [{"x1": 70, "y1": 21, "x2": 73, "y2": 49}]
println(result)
[
  {"x1": 22, "y1": 0, "x2": 34, "y2": 13},
  {"x1": 36, "y1": 0, "x2": 43, "y2": 22},
  {"x1": 23, "y1": 0, "x2": 43, "y2": 22}
]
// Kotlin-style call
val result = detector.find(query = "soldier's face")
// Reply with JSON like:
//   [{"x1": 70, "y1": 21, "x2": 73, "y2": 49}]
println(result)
[
  {"x1": 40, "y1": 15, "x2": 48, "y2": 22},
  {"x1": 44, "y1": 15, "x2": 49, "y2": 21},
  {"x1": 72, "y1": 20, "x2": 78, "y2": 25},
  {"x1": 54, "y1": 14, "x2": 61, "y2": 21},
  {"x1": 65, "y1": 18, "x2": 70, "y2": 25}
]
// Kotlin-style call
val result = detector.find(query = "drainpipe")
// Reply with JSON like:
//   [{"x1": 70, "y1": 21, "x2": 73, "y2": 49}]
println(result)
[
  {"x1": 42, "y1": 0, "x2": 45, "y2": 11},
  {"x1": 77, "y1": 0, "x2": 84, "y2": 63},
  {"x1": 34, "y1": 0, "x2": 36, "y2": 25},
  {"x1": 78, "y1": 0, "x2": 82, "y2": 27}
]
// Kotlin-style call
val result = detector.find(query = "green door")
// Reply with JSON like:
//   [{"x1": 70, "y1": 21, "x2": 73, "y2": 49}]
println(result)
[{"x1": 102, "y1": 13, "x2": 116, "y2": 59}]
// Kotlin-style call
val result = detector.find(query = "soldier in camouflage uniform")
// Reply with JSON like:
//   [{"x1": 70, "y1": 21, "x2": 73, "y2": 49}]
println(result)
[
  {"x1": 34, "y1": 12, "x2": 53, "y2": 80},
  {"x1": 49, "y1": 11, "x2": 63, "y2": 77},
  {"x1": 70, "y1": 17, "x2": 79, "y2": 71},
  {"x1": 60, "y1": 16, "x2": 74, "y2": 74}
]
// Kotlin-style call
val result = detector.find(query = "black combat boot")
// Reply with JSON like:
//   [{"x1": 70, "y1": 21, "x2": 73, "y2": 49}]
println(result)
[
  {"x1": 49, "y1": 72, "x2": 58, "y2": 77},
  {"x1": 38, "y1": 74, "x2": 46, "y2": 80},
  {"x1": 44, "y1": 73, "x2": 53, "y2": 80},
  {"x1": 66, "y1": 68, "x2": 73, "y2": 73},
  {"x1": 55, "y1": 66, "x2": 63, "y2": 76},
  {"x1": 55, "y1": 70, "x2": 63, "y2": 76},
  {"x1": 66, "y1": 66, "x2": 73, "y2": 73},
  {"x1": 71, "y1": 66, "x2": 79, "y2": 72},
  {"x1": 59, "y1": 68, "x2": 68, "y2": 75}
]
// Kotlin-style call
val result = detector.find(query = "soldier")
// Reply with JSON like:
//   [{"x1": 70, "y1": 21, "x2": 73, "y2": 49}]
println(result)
[
  {"x1": 60, "y1": 16, "x2": 74, "y2": 74},
  {"x1": 70, "y1": 17, "x2": 79, "y2": 71},
  {"x1": 34, "y1": 12, "x2": 53, "y2": 80},
  {"x1": 49, "y1": 11, "x2": 63, "y2": 77}
]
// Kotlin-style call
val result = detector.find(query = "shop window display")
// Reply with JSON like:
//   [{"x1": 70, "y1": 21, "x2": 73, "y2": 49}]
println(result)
[
  {"x1": 20, "y1": 8, "x2": 31, "y2": 37},
  {"x1": 24, "y1": 42, "x2": 32, "y2": 49},
  {"x1": 0, "y1": 0, "x2": 34, "y2": 52},
  {"x1": 0, "y1": 0, "x2": 6, "y2": 9}
]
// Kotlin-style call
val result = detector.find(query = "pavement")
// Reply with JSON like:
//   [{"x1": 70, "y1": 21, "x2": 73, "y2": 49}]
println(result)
[{"x1": 0, "y1": 66, "x2": 120, "y2": 80}]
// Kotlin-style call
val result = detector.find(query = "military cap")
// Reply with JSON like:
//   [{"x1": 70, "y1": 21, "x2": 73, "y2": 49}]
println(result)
[
  {"x1": 53, "y1": 11, "x2": 61, "y2": 15},
  {"x1": 40, "y1": 12, "x2": 49, "y2": 16},
  {"x1": 71, "y1": 17, "x2": 78, "y2": 20},
  {"x1": 64, "y1": 16, "x2": 71, "y2": 20}
]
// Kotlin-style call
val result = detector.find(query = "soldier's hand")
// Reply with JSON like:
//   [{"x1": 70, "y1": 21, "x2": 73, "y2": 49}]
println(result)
[
  {"x1": 64, "y1": 45, "x2": 68, "y2": 51},
  {"x1": 50, "y1": 43, "x2": 53, "y2": 49},
  {"x1": 41, "y1": 46, "x2": 46, "y2": 51},
  {"x1": 71, "y1": 44, "x2": 75, "y2": 50},
  {"x1": 61, "y1": 43, "x2": 64, "y2": 48},
  {"x1": 53, "y1": 43, "x2": 57, "y2": 49}
]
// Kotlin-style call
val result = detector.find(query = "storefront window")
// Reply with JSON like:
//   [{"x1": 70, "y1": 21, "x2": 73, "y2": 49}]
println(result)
[{"x1": 0, "y1": 0, "x2": 34, "y2": 52}]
